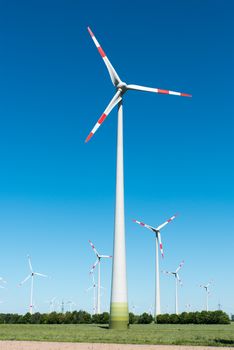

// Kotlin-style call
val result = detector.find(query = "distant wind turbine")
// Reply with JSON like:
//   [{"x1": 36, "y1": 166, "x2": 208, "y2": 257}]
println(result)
[
  {"x1": 86, "y1": 273, "x2": 97, "y2": 315},
  {"x1": 133, "y1": 214, "x2": 177, "y2": 319},
  {"x1": 46, "y1": 297, "x2": 57, "y2": 313},
  {"x1": 85, "y1": 26, "x2": 191, "y2": 329},
  {"x1": 66, "y1": 300, "x2": 76, "y2": 313},
  {"x1": 18, "y1": 255, "x2": 47, "y2": 314},
  {"x1": 89, "y1": 240, "x2": 112, "y2": 314},
  {"x1": 200, "y1": 282, "x2": 212, "y2": 311},
  {"x1": 163, "y1": 260, "x2": 184, "y2": 315}
]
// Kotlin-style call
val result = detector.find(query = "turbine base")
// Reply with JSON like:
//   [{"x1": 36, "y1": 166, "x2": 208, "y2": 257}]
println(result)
[{"x1": 109, "y1": 302, "x2": 129, "y2": 329}]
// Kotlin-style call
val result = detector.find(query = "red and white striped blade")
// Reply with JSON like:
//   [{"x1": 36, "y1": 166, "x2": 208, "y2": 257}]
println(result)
[
  {"x1": 87, "y1": 27, "x2": 122, "y2": 87},
  {"x1": 85, "y1": 91, "x2": 122, "y2": 143},
  {"x1": 88, "y1": 240, "x2": 99, "y2": 257},
  {"x1": 157, "y1": 231, "x2": 164, "y2": 258},
  {"x1": 89, "y1": 259, "x2": 99, "y2": 274},
  {"x1": 132, "y1": 219, "x2": 157, "y2": 233},
  {"x1": 176, "y1": 260, "x2": 185, "y2": 273},
  {"x1": 127, "y1": 84, "x2": 192, "y2": 98},
  {"x1": 156, "y1": 214, "x2": 177, "y2": 231}
]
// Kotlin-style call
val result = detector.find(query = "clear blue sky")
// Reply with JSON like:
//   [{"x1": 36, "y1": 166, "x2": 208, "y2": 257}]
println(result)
[{"x1": 0, "y1": 0, "x2": 233, "y2": 315}]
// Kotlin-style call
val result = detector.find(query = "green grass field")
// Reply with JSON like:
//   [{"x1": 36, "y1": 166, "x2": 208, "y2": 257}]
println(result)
[{"x1": 0, "y1": 323, "x2": 234, "y2": 347}]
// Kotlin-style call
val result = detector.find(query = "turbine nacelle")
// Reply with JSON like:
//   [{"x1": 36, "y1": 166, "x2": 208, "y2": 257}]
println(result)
[{"x1": 117, "y1": 82, "x2": 127, "y2": 93}]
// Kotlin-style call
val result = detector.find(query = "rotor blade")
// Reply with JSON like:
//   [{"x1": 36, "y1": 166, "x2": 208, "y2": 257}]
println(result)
[
  {"x1": 157, "y1": 231, "x2": 164, "y2": 258},
  {"x1": 127, "y1": 84, "x2": 192, "y2": 98},
  {"x1": 176, "y1": 273, "x2": 183, "y2": 285},
  {"x1": 87, "y1": 27, "x2": 122, "y2": 87},
  {"x1": 132, "y1": 219, "x2": 157, "y2": 233},
  {"x1": 85, "y1": 91, "x2": 122, "y2": 143},
  {"x1": 156, "y1": 214, "x2": 177, "y2": 231},
  {"x1": 89, "y1": 259, "x2": 99, "y2": 274},
  {"x1": 176, "y1": 260, "x2": 185, "y2": 273},
  {"x1": 88, "y1": 240, "x2": 99, "y2": 257},
  {"x1": 34, "y1": 272, "x2": 47, "y2": 278},
  {"x1": 99, "y1": 255, "x2": 112, "y2": 258},
  {"x1": 18, "y1": 274, "x2": 31, "y2": 286},
  {"x1": 162, "y1": 270, "x2": 173, "y2": 275},
  {"x1": 27, "y1": 255, "x2": 33, "y2": 272}
]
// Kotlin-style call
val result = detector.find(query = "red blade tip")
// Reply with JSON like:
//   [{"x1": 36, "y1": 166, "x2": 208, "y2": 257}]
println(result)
[
  {"x1": 85, "y1": 132, "x2": 93, "y2": 143},
  {"x1": 181, "y1": 93, "x2": 192, "y2": 97}
]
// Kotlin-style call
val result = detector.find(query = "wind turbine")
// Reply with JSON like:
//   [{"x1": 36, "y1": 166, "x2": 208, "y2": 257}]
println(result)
[
  {"x1": 200, "y1": 282, "x2": 212, "y2": 311},
  {"x1": 133, "y1": 214, "x2": 177, "y2": 319},
  {"x1": 46, "y1": 297, "x2": 57, "y2": 313},
  {"x1": 19, "y1": 255, "x2": 47, "y2": 315},
  {"x1": 88, "y1": 240, "x2": 112, "y2": 314},
  {"x1": 85, "y1": 27, "x2": 191, "y2": 329},
  {"x1": 163, "y1": 260, "x2": 184, "y2": 315},
  {"x1": 66, "y1": 300, "x2": 76, "y2": 312},
  {"x1": 86, "y1": 273, "x2": 97, "y2": 315}
]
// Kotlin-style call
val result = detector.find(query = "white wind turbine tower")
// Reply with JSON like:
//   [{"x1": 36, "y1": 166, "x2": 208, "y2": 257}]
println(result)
[
  {"x1": 133, "y1": 214, "x2": 177, "y2": 319},
  {"x1": 86, "y1": 273, "x2": 97, "y2": 315},
  {"x1": 85, "y1": 27, "x2": 191, "y2": 329},
  {"x1": 163, "y1": 260, "x2": 184, "y2": 315},
  {"x1": 19, "y1": 255, "x2": 47, "y2": 315},
  {"x1": 200, "y1": 282, "x2": 212, "y2": 311},
  {"x1": 89, "y1": 240, "x2": 112, "y2": 314}
]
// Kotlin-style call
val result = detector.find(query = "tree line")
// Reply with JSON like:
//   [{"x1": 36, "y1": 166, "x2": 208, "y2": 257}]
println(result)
[
  {"x1": 156, "y1": 311, "x2": 230, "y2": 324},
  {"x1": 0, "y1": 310, "x2": 230, "y2": 325}
]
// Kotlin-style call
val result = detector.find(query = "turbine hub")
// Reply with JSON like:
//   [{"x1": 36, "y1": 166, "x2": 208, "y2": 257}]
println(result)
[{"x1": 117, "y1": 82, "x2": 127, "y2": 93}]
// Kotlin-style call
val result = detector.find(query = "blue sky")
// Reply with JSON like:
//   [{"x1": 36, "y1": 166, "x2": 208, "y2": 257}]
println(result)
[{"x1": 0, "y1": 0, "x2": 233, "y2": 315}]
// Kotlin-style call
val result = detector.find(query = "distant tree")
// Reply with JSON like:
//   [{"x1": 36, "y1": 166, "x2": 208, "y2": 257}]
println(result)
[
  {"x1": 46, "y1": 312, "x2": 60, "y2": 324},
  {"x1": 64, "y1": 312, "x2": 72, "y2": 324},
  {"x1": 210, "y1": 310, "x2": 230, "y2": 324},
  {"x1": 169, "y1": 314, "x2": 179, "y2": 324},
  {"x1": 69, "y1": 310, "x2": 91, "y2": 324},
  {"x1": 138, "y1": 312, "x2": 153, "y2": 324},
  {"x1": 30, "y1": 312, "x2": 41, "y2": 324},
  {"x1": 22, "y1": 313, "x2": 31, "y2": 324},
  {"x1": 157, "y1": 313, "x2": 170, "y2": 324},
  {"x1": 92, "y1": 312, "x2": 109, "y2": 324},
  {"x1": 129, "y1": 312, "x2": 137, "y2": 324}
]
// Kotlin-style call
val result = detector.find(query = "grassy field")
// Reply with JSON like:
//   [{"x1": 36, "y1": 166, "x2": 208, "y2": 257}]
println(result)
[{"x1": 0, "y1": 323, "x2": 234, "y2": 347}]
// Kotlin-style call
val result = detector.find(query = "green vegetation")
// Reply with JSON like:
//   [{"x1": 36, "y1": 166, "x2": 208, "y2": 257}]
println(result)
[
  {"x1": 0, "y1": 323, "x2": 233, "y2": 346},
  {"x1": 156, "y1": 311, "x2": 230, "y2": 324},
  {"x1": 0, "y1": 310, "x2": 229, "y2": 325}
]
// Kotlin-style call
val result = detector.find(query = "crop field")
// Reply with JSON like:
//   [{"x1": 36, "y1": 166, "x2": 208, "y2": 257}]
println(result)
[{"x1": 0, "y1": 323, "x2": 234, "y2": 347}]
